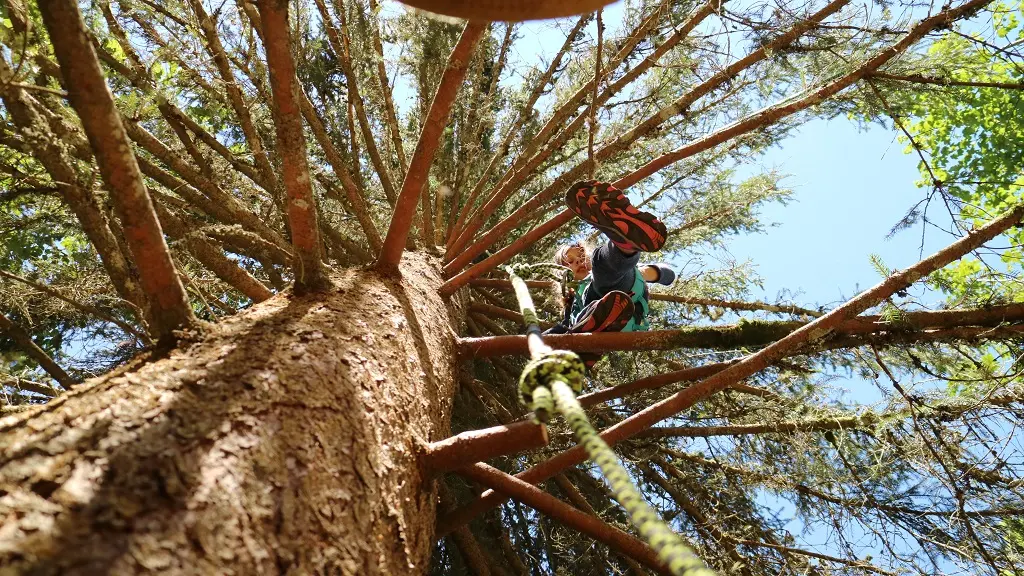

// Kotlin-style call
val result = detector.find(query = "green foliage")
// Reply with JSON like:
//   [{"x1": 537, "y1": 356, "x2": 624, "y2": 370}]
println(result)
[{"x1": 902, "y1": 1, "x2": 1024, "y2": 304}]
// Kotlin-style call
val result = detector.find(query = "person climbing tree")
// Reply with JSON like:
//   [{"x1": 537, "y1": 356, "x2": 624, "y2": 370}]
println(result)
[{"x1": 547, "y1": 181, "x2": 677, "y2": 345}]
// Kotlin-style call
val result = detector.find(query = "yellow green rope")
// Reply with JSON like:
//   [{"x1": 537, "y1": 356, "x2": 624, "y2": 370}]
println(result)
[{"x1": 505, "y1": 266, "x2": 715, "y2": 576}]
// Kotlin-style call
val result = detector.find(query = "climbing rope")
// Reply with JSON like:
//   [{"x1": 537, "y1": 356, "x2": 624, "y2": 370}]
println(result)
[{"x1": 505, "y1": 265, "x2": 715, "y2": 576}]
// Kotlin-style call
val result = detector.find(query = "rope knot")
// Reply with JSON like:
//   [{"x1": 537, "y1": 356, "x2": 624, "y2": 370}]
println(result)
[{"x1": 518, "y1": 349, "x2": 586, "y2": 423}]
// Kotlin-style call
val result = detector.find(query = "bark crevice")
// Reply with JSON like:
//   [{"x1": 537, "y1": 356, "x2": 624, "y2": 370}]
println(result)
[{"x1": 0, "y1": 253, "x2": 460, "y2": 575}]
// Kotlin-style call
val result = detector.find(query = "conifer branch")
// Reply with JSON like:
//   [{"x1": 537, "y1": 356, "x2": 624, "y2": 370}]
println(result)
[
  {"x1": 0, "y1": 312, "x2": 75, "y2": 390},
  {"x1": 462, "y1": 303, "x2": 1024, "y2": 356},
  {"x1": 0, "y1": 270, "x2": 151, "y2": 343},
  {"x1": 377, "y1": 22, "x2": 486, "y2": 273},
  {"x1": 456, "y1": 463, "x2": 673, "y2": 575},
  {"x1": 124, "y1": 122, "x2": 290, "y2": 250},
  {"x1": 446, "y1": 1, "x2": 681, "y2": 260},
  {"x1": 297, "y1": 88, "x2": 383, "y2": 253},
  {"x1": 364, "y1": 0, "x2": 408, "y2": 177},
  {"x1": 153, "y1": 202, "x2": 274, "y2": 303},
  {"x1": 869, "y1": 71, "x2": 1024, "y2": 90},
  {"x1": 442, "y1": 0, "x2": 849, "y2": 280},
  {"x1": 449, "y1": 15, "x2": 590, "y2": 249},
  {"x1": 615, "y1": 0, "x2": 992, "y2": 190},
  {"x1": 650, "y1": 294, "x2": 824, "y2": 317},
  {"x1": 187, "y1": 0, "x2": 281, "y2": 201},
  {"x1": 39, "y1": 0, "x2": 196, "y2": 339},
  {"x1": 257, "y1": 0, "x2": 330, "y2": 292},
  {"x1": 0, "y1": 80, "x2": 149, "y2": 320},
  {"x1": 438, "y1": 196, "x2": 1024, "y2": 535},
  {"x1": 317, "y1": 0, "x2": 398, "y2": 205},
  {"x1": 639, "y1": 461, "x2": 752, "y2": 575},
  {"x1": 0, "y1": 376, "x2": 58, "y2": 398},
  {"x1": 447, "y1": 24, "x2": 515, "y2": 244}
]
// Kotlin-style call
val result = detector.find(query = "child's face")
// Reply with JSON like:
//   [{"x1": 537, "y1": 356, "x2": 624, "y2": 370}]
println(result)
[{"x1": 563, "y1": 245, "x2": 591, "y2": 280}]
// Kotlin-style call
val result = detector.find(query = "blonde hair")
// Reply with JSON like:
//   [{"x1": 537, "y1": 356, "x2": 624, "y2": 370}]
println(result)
[
  {"x1": 553, "y1": 243, "x2": 580, "y2": 267},
  {"x1": 553, "y1": 241, "x2": 594, "y2": 267}
]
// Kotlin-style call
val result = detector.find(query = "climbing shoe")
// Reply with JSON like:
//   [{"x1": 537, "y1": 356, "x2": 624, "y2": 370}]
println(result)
[
  {"x1": 565, "y1": 180, "x2": 667, "y2": 252},
  {"x1": 569, "y1": 290, "x2": 634, "y2": 334}
]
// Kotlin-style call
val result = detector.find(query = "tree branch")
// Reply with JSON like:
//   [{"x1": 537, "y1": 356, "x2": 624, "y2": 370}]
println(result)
[
  {"x1": 0, "y1": 270, "x2": 151, "y2": 343},
  {"x1": 447, "y1": 1, "x2": 683, "y2": 261},
  {"x1": 449, "y1": 15, "x2": 589, "y2": 249},
  {"x1": 153, "y1": 201, "x2": 274, "y2": 303},
  {"x1": 364, "y1": 0, "x2": 407, "y2": 176},
  {"x1": 188, "y1": 0, "x2": 280, "y2": 200},
  {"x1": 317, "y1": 0, "x2": 398, "y2": 205},
  {"x1": 257, "y1": 0, "x2": 330, "y2": 293},
  {"x1": 422, "y1": 421, "x2": 548, "y2": 476},
  {"x1": 437, "y1": 197, "x2": 1024, "y2": 535},
  {"x1": 39, "y1": 0, "x2": 196, "y2": 339},
  {"x1": 0, "y1": 376, "x2": 58, "y2": 398},
  {"x1": 869, "y1": 71, "x2": 1024, "y2": 90},
  {"x1": 0, "y1": 312, "x2": 75, "y2": 390},
  {"x1": 298, "y1": 87, "x2": 383, "y2": 253},
  {"x1": 650, "y1": 294, "x2": 823, "y2": 317},
  {"x1": 615, "y1": 0, "x2": 992, "y2": 190},
  {"x1": 377, "y1": 22, "x2": 485, "y2": 272},
  {"x1": 442, "y1": 0, "x2": 852, "y2": 279},
  {"x1": 461, "y1": 303, "x2": 1024, "y2": 356},
  {"x1": 456, "y1": 463, "x2": 672, "y2": 575}
]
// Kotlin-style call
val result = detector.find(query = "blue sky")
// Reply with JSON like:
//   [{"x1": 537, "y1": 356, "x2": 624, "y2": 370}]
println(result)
[{"x1": 729, "y1": 116, "x2": 953, "y2": 309}]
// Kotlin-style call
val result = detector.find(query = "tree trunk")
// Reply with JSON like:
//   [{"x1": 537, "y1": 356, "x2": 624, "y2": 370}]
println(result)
[{"x1": 0, "y1": 254, "x2": 461, "y2": 575}]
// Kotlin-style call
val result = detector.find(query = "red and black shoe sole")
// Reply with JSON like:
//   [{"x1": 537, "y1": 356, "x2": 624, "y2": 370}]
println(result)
[
  {"x1": 565, "y1": 180, "x2": 667, "y2": 252},
  {"x1": 569, "y1": 290, "x2": 634, "y2": 334}
]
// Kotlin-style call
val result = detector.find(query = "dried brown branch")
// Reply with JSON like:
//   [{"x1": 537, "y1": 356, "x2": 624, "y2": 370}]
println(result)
[
  {"x1": 153, "y1": 201, "x2": 274, "y2": 303},
  {"x1": 468, "y1": 302, "x2": 555, "y2": 330},
  {"x1": 0, "y1": 312, "x2": 75, "y2": 390},
  {"x1": 298, "y1": 88, "x2": 383, "y2": 253},
  {"x1": 40, "y1": 0, "x2": 196, "y2": 339},
  {"x1": 449, "y1": 15, "x2": 590, "y2": 248},
  {"x1": 0, "y1": 376, "x2": 58, "y2": 398},
  {"x1": 377, "y1": 22, "x2": 486, "y2": 272},
  {"x1": 364, "y1": 0, "x2": 407, "y2": 176},
  {"x1": 650, "y1": 294, "x2": 823, "y2": 317},
  {"x1": 422, "y1": 421, "x2": 548, "y2": 476},
  {"x1": 641, "y1": 460, "x2": 752, "y2": 575},
  {"x1": 0, "y1": 270, "x2": 150, "y2": 343},
  {"x1": 258, "y1": 0, "x2": 330, "y2": 292},
  {"x1": 437, "y1": 195, "x2": 1024, "y2": 535},
  {"x1": 317, "y1": 0, "x2": 398, "y2": 205},
  {"x1": 456, "y1": 463, "x2": 672, "y2": 575},
  {"x1": 188, "y1": 0, "x2": 280, "y2": 199},
  {"x1": 440, "y1": 210, "x2": 576, "y2": 296}
]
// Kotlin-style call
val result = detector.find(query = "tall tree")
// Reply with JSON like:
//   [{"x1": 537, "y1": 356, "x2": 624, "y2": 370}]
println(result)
[{"x1": 0, "y1": 0, "x2": 1020, "y2": 574}]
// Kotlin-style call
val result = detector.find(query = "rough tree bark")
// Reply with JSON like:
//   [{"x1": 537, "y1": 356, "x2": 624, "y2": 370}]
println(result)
[{"x1": 0, "y1": 254, "x2": 461, "y2": 574}]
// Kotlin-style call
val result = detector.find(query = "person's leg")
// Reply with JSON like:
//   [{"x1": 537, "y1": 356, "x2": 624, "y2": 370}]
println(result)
[{"x1": 588, "y1": 239, "x2": 640, "y2": 299}]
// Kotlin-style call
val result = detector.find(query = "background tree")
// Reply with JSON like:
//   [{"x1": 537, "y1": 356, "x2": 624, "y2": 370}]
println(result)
[{"x1": 0, "y1": 0, "x2": 1021, "y2": 574}]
